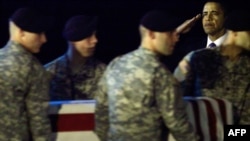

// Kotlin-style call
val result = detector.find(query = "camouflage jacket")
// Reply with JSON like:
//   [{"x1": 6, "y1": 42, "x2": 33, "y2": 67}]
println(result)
[
  {"x1": 0, "y1": 41, "x2": 51, "y2": 141},
  {"x1": 95, "y1": 47, "x2": 198, "y2": 141},
  {"x1": 185, "y1": 47, "x2": 250, "y2": 124},
  {"x1": 44, "y1": 54, "x2": 106, "y2": 100}
]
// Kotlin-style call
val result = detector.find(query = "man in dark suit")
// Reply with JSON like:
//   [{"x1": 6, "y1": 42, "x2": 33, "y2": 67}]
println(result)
[{"x1": 174, "y1": 0, "x2": 229, "y2": 82}]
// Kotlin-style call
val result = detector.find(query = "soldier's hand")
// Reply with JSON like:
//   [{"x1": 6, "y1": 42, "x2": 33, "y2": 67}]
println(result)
[{"x1": 179, "y1": 59, "x2": 190, "y2": 75}]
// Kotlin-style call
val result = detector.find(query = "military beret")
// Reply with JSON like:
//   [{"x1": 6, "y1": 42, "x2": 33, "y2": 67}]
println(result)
[
  {"x1": 63, "y1": 15, "x2": 98, "y2": 41},
  {"x1": 140, "y1": 10, "x2": 181, "y2": 32},
  {"x1": 10, "y1": 7, "x2": 53, "y2": 33},
  {"x1": 225, "y1": 10, "x2": 250, "y2": 31}
]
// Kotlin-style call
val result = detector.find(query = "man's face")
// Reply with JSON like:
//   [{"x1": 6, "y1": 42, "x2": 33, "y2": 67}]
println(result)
[
  {"x1": 153, "y1": 31, "x2": 179, "y2": 56},
  {"x1": 22, "y1": 31, "x2": 47, "y2": 53},
  {"x1": 202, "y1": 2, "x2": 225, "y2": 36},
  {"x1": 72, "y1": 32, "x2": 98, "y2": 57}
]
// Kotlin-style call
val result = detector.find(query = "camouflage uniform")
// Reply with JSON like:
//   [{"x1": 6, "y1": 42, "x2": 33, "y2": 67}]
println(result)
[
  {"x1": 95, "y1": 47, "x2": 198, "y2": 141},
  {"x1": 0, "y1": 41, "x2": 51, "y2": 141},
  {"x1": 185, "y1": 47, "x2": 250, "y2": 124},
  {"x1": 44, "y1": 55, "x2": 106, "y2": 100}
]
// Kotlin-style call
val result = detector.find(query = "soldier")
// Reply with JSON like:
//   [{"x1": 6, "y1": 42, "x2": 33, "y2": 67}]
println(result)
[
  {"x1": 184, "y1": 10, "x2": 250, "y2": 124},
  {"x1": 0, "y1": 7, "x2": 53, "y2": 141},
  {"x1": 95, "y1": 10, "x2": 200, "y2": 141},
  {"x1": 44, "y1": 15, "x2": 106, "y2": 100}
]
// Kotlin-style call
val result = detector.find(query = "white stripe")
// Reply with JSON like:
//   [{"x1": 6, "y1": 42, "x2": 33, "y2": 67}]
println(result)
[
  {"x1": 184, "y1": 98, "x2": 197, "y2": 133},
  {"x1": 49, "y1": 102, "x2": 96, "y2": 114},
  {"x1": 222, "y1": 99, "x2": 233, "y2": 124},
  {"x1": 197, "y1": 98, "x2": 210, "y2": 141},
  {"x1": 51, "y1": 131, "x2": 100, "y2": 141},
  {"x1": 205, "y1": 97, "x2": 223, "y2": 141}
]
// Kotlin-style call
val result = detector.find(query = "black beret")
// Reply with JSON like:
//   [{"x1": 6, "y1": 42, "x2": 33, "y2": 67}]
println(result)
[
  {"x1": 10, "y1": 7, "x2": 53, "y2": 33},
  {"x1": 63, "y1": 15, "x2": 98, "y2": 41},
  {"x1": 225, "y1": 10, "x2": 250, "y2": 31},
  {"x1": 140, "y1": 10, "x2": 181, "y2": 32}
]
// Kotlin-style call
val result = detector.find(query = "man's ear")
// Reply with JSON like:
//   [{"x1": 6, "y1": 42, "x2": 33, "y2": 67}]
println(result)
[
  {"x1": 18, "y1": 28, "x2": 25, "y2": 38},
  {"x1": 148, "y1": 30, "x2": 155, "y2": 39},
  {"x1": 232, "y1": 31, "x2": 238, "y2": 37}
]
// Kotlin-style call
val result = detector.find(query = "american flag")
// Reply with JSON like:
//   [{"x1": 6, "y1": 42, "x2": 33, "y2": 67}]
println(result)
[
  {"x1": 49, "y1": 97, "x2": 233, "y2": 141},
  {"x1": 168, "y1": 97, "x2": 233, "y2": 141},
  {"x1": 49, "y1": 100, "x2": 99, "y2": 141}
]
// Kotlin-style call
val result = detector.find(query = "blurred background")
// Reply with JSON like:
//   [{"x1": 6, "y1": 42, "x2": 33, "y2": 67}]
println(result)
[{"x1": 0, "y1": 0, "x2": 247, "y2": 70}]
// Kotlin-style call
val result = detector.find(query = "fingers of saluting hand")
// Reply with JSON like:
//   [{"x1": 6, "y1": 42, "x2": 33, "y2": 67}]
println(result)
[{"x1": 176, "y1": 13, "x2": 201, "y2": 34}]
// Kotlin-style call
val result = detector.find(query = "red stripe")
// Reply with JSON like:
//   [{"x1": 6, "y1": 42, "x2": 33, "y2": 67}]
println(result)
[
  {"x1": 214, "y1": 98, "x2": 227, "y2": 125},
  {"x1": 189, "y1": 100, "x2": 204, "y2": 141},
  {"x1": 203, "y1": 99, "x2": 217, "y2": 141},
  {"x1": 49, "y1": 113, "x2": 95, "y2": 132}
]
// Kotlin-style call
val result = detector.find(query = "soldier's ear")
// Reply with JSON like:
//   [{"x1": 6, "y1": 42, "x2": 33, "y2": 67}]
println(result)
[
  {"x1": 19, "y1": 28, "x2": 25, "y2": 38},
  {"x1": 148, "y1": 30, "x2": 155, "y2": 39}
]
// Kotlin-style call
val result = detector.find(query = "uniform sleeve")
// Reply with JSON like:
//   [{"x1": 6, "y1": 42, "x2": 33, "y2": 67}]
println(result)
[
  {"x1": 173, "y1": 51, "x2": 194, "y2": 82},
  {"x1": 92, "y1": 63, "x2": 107, "y2": 99},
  {"x1": 94, "y1": 69, "x2": 109, "y2": 141},
  {"x1": 155, "y1": 68, "x2": 198, "y2": 141},
  {"x1": 183, "y1": 52, "x2": 197, "y2": 97},
  {"x1": 26, "y1": 65, "x2": 52, "y2": 141}
]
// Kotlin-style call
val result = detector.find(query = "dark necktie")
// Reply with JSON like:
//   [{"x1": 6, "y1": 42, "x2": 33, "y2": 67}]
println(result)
[{"x1": 208, "y1": 42, "x2": 216, "y2": 48}]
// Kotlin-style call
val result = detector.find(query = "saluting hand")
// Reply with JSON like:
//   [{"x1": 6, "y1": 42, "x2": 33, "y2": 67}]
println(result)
[{"x1": 176, "y1": 14, "x2": 201, "y2": 34}]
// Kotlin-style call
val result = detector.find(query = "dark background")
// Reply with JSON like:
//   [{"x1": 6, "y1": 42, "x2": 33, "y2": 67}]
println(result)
[{"x1": 0, "y1": 0, "x2": 247, "y2": 71}]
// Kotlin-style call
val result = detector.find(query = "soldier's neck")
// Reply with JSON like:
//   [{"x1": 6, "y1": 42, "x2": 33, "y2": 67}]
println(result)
[
  {"x1": 66, "y1": 49, "x2": 87, "y2": 74},
  {"x1": 221, "y1": 45, "x2": 242, "y2": 61}
]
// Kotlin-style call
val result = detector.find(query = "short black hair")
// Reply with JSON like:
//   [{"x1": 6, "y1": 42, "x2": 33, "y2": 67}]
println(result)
[{"x1": 202, "y1": 0, "x2": 230, "y2": 16}]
